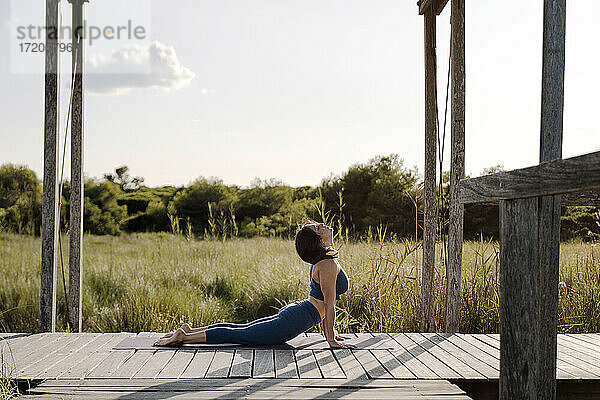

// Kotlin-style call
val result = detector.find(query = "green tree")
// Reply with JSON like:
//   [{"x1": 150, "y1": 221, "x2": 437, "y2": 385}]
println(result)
[
  {"x1": 104, "y1": 165, "x2": 144, "y2": 192},
  {"x1": 320, "y1": 154, "x2": 420, "y2": 238},
  {"x1": 0, "y1": 164, "x2": 42, "y2": 235},
  {"x1": 83, "y1": 180, "x2": 127, "y2": 235},
  {"x1": 172, "y1": 177, "x2": 237, "y2": 234}
]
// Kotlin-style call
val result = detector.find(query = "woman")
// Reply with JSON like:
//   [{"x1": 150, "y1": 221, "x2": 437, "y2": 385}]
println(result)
[{"x1": 153, "y1": 221, "x2": 356, "y2": 349}]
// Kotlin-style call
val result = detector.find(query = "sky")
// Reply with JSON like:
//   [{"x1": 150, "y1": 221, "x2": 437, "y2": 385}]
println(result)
[{"x1": 1, "y1": 0, "x2": 599, "y2": 188}]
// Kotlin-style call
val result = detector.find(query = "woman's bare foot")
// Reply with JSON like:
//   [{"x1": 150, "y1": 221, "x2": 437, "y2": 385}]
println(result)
[
  {"x1": 154, "y1": 328, "x2": 186, "y2": 346},
  {"x1": 160, "y1": 323, "x2": 192, "y2": 339}
]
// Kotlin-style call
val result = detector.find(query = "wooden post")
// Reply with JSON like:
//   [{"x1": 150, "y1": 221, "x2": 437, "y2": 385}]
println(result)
[
  {"x1": 499, "y1": 198, "x2": 539, "y2": 400},
  {"x1": 40, "y1": 0, "x2": 61, "y2": 333},
  {"x1": 537, "y1": 0, "x2": 566, "y2": 398},
  {"x1": 422, "y1": 6, "x2": 437, "y2": 333},
  {"x1": 69, "y1": 0, "x2": 86, "y2": 333},
  {"x1": 446, "y1": 0, "x2": 465, "y2": 333}
]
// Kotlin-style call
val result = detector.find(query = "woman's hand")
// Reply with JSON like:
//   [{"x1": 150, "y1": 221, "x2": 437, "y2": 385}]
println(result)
[
  {"x1": 328, "y1": 339, "x2": 356, "y2": 349},
  {"x1": 335, "y1": 334, "x2": 351, "y2": 341}
]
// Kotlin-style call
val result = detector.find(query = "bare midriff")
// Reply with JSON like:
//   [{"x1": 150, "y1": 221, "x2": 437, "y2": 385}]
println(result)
[{"x1": 308, "y1": 296, "x2": 326, "y2": 320}]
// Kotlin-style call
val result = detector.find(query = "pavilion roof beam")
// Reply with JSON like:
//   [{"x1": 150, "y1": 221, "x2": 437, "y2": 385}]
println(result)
[{"x1": 418, "y1": 0, "x2": 450, "y2": 16}]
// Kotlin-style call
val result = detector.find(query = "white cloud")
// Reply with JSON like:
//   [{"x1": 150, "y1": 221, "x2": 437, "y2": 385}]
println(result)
[{"x1": 87, "y1": 41, "x2": 195, "y2": 95}]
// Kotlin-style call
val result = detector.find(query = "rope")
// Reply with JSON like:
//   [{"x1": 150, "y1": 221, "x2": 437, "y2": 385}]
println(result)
[
  {"x1": 433, "y1": 24, "x2": 453, "y2": 273},
  {"x1": 56, "y1": 34, "x2": 81, "y2": 328}
]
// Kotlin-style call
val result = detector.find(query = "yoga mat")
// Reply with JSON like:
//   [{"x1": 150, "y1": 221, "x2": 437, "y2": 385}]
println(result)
[{"x1": 113, "y1": 334, "x2": 394, "y2": 350}]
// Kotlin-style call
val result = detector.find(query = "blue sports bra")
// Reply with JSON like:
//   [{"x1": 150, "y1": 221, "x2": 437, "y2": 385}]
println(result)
[{"x1": 309, "y1": 263, "x2": 349, "y2": 301}]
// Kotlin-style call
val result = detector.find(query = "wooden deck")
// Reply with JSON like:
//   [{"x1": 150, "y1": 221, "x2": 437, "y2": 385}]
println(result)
[{"x1": 2, "y1": 332, "x2": 600, "y2": 398}]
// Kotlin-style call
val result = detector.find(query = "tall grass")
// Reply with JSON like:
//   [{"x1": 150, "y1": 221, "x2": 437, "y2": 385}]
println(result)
[
  {"x1": 0, "y1": 340, "x2": 19, "y2": 399},
  {"x1": 0, "y1": 232, "x2": 598, "y2": 334}
]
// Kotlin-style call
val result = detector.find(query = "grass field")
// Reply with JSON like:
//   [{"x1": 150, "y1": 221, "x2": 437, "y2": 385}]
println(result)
[{"x1": 0, "y1": 232, "x2": 598, "y2": 334}]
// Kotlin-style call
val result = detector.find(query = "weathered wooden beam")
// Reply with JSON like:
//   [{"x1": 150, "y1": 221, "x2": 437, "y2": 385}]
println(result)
[
  {"x1": 422, "y1": 6, "x2": 437, "y2": 333},
  {"x1": 445, "y1": 0, "x2": 465, "y2": 334},
  {"x1": 40, "y1": 0, "x2": 61, "y2": 333},
  {"x1": 456, "y1": 190, "x2": 600, "y2": 207},
  {"x1": 418, "y1": 0, "x2": 450, "y2": 16},
  {"x1": 68, "y1": 0, "x2": 86, "y2": 333},
  {"x1": 458, "y1": 151, "x2": 600, "y2": 204},
  {"x1": 561, "y1": 190, "x2": 600, "y2": 206},
  {"x1": 537, "y1": 1, "x2": 565, "y2": 398},
  {"x1": 499, "y1": 198, "x2": 540, "y2": 400}
]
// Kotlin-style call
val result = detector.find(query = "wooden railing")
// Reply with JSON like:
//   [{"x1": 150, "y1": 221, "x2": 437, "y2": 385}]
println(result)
[
  {"x1": 454, "y1": 1, "x2": 595, "y2": 399},
  {"x1": 459, "y1": 152, "x2": 600, "y2": 204},
  {"x1": 459, "y1": 159, "x2": 600, "y2": 398}
]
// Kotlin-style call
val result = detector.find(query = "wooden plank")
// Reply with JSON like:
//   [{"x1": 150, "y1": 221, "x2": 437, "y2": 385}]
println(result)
[
  {"x1": 314, "y1": 350, "x2": 344, "y2": 378},
  {"x1": 10, "y1": 333, "x2": 68, "y2": 365},
  {"x1": 28, "y1": 379, "x2": 474, "y2": 399},
  {"x1": 477, "y1": 334, "x2": 577, "y2": 380},
  {"x1": 352, "y1": 349, "x2": 392, "y2": 379},
  {"x1": 572, "y1": 334, "x2": 600, "y2": 349},
  {"x1": 538, "y1": 198, "x2": 560, "y2": 384},
  {"x1": 229, "y1": 349, "x2": 253, "y2": 378},
  {"x1": 86, "y1": 351, "x2": 135, "y2": 378},
  {"x1": 30, "y1": 390, "x2": 468, "y2": 400},
  {"x1": 499, "y1": 198, "x2": 539, "y2": 399},
  {"x1": 367, "y1": 332, "x2": 436, "y2": 378},
  {"x1": 552, "y1": 352, "x2": 600, "y2": 379},
  {"x1": 36, "y1": 378, "x2": 466, "y2": 389},
  {"x1": 371, "y1": 349, "x2": 414, "y2": 379},
  {"x1": 454, "y1": 334, "x2": 499, "y2": 363},
  {"x1": 57, "y1": 333, "x2": 134, "y2": 379},
  {"x1": 369, "y1": 333, "x2": 405, "y2": 350},
  {"x1": 539, "y1": 0, "x2": 566, "y2": 166},
  {"x1": 564, "y1": 334, "x2": 600, "y2": 353},
  {"x1": 332, "y1": 349, "x2": 368, "y2": 380},
  {"x1": 352, "y1": 333, "x2": 395, "y2": 349},
  {"x1": 413, "y1": 333, "x2": 485, "y2": 380},
  {"x1": 20, "y1": 333, "x2": 101, "y2": 378},
  {"x1": 418, "y1": 0, "x2": 450, "y2": 15},
  {"x1": 0, "y1": 333, "x2": 48, "y2": 358},
  {"x1": 442, "y1": 334, "x2": 499, "y2": 377},
  {"x1": 0, "y1": 333, "x2": 30, "y2": 340},
  {"x1": 13, "y1": 333, "x2": 79, "y2": 371},
  {"x1": 253, "y1": 349, "x2": 275, "y2": 378},
  {"x1": 391, "y1": 333, "x2": 457, "y2": 379},
  {"x1": 295, "y1": 350, "x2": 321, "y2": 378},
  {"x1": 68, "y1": 0, "x2": 85, "y2": 333},
  {"x1": 452, "y1": 190, "x2": 600, "y2": 206},
  {"x1": 205, "y1": 349, "x2": 233, "y2": 378},
  {"x1": 156, "y1": 350, "x2": 194, "y2": 379},
  {"x1": 180, "y1": 350, "x2": 214, "y2": 379},
  {"x1": 537, "y1": 3, "x2": 565, "y2": 396},
  {"x1": 446, "y1": 0, "x2": 465, "y2": 334},
  {"x1": 290, "y1": 333, "x2": 327, "y2": 349},
  {"x1": 560, "y1": 335, "x2": 600, "y2": 351},
  {"x1": 38, "y1": 334, "x2": 106, "y2": 379},
  {"x1": 274, "y1": 349, "x2": 298, "y2": 378},
  {"x1": 110, "y1": 350, "x2": 155, "y2": 378},
  {"x1": 557, "y1": 336, "x2": 600, "y2": 374},
  {"x1": 386, "y1": 335, "x2": 438, "y2": 379},
  {"x1": 40, "y1": 0, "x2": 61, "y2": 334},
  {"x1": 24, "y1": 389, "x2": 473, "y2": 400},
  {"x1": 422, "y1": 4, "x2": 437, "y2": 333},
  {"x1": 464, "y1": 334, "x2": 579, "y2": 381},
  {"x1": 561, "y1": 190, "x2": 600, "y2": 206},
  {"x1": 459, "y1": 151, "x2": 600, "y2": 204},
  {"x1": 130, "y1": 350, "x2": 174, "y2": 379}
]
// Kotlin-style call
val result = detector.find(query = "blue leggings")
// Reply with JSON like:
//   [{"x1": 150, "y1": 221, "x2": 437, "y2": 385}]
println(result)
[{"x1": 204, "y1": 300, "x2": 322, "y2": 345}]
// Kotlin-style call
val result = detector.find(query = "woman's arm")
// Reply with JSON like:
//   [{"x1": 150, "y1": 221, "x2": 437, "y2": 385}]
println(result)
[{"x1": 318, "y1": 259, "x2": 354, "y2": 348}]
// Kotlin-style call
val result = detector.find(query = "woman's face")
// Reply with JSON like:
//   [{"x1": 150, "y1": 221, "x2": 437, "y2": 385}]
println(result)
[{"x1": 308, "y1": 223, "x2": 334, "y2": 246}]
